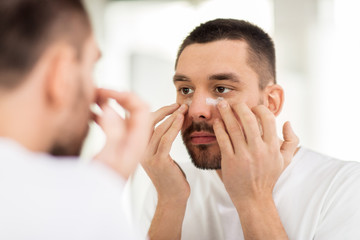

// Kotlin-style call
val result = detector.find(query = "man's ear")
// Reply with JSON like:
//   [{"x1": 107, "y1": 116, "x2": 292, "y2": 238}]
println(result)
[
  {"x1": 42, "y1": 43, "x2": 77, "y2": 110},
  {"x1": 263, "y1": 84, "x2": 284, "y2": 116}
]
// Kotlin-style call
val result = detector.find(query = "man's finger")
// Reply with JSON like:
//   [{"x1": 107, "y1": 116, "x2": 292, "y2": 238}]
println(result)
[
  {"x1": 97, "y1": 105, "x2": 126, "y2": 142},
  {"x1": 96, "y1": 89, "x2": 148, "y2": 112},
  {"x1": 96, "y1": 89, "x2": 150, "y2": 138},
  {"x1": 217, "y1": 100, "x2": 246, "y2": 152},
  {"x1": 280, "y1": 121, "x2": 299, "y2": 166},
  {"x1": 147, "y1": 112, "x2": 179, "y2": 156},
  {"x1": 157, "y1": 113, "x2": 184, "y2": 159},
  {"x1": 151, "y1": 103, "x2": 180, "y2": 127},
  {"x1": 213, "y1": 118, "x2": 234, "y2": 157},
  {"x1": 96, "y1": 89, "x2": 148, "y2": 125},
  {"x1": 147, "y1": 104, "x2": 188, "y2": 155},
  {"x1": 251, "y1": 105, "x2": 277, "y2": 144},
  {"x1": 233, "y1": 103, "x2": 262, "y2": 146}
]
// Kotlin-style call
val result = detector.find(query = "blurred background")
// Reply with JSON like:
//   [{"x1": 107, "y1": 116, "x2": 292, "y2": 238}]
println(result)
[{"x1": 81, "y1": 0, "x2": 360, "y2": 163}]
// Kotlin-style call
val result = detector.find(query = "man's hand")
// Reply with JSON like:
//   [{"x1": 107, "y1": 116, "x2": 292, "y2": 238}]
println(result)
[
  {"x1": 143, "y1": 103, "x2": 190, "y2": 204},
  {"x1": 214, "y1": 101, "x2": 298, "y2": 204},
  {"x1": 213, "y1": 100, "x2": 299, "y2": 240},
  {"x1": 94, "y1": 88, "x2": 151, "y2": 180},
  {"x1": 143, "y1": 103, "x2": 190, "y2": 240}
]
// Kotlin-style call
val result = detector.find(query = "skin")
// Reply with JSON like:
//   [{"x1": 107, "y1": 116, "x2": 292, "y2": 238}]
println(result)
[
  {"x1": 0, "y1": 33, "x2": 151, "y2": 180},
  {"x1": 143, "y1": 39, "x2": 299, "y2": 239}
]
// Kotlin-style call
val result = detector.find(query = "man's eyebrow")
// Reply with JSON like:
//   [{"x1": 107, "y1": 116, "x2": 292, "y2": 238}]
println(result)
[
  {"x1": 208, "y1": 73, "x2": 241, "y2": 83},
  {"x1": 173, "y1": 74, "x2": 191, "y2": 83},
  {"x1": 173, "y1": 73, "x2": 241, "y2": 83}
]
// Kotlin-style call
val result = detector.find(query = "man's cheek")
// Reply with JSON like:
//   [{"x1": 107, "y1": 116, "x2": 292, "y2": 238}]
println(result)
[
  {"x1": 175, "y1": 94, "x2": 183, "y2": 104},
  {"x1": 181, "y1": 115, "x2": 191, "y2": 132}
]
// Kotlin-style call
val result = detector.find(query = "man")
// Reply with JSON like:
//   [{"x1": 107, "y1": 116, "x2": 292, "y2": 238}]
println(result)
[
  {"x1": 0, "y1": 0, "x2": 150, "y2": 239},
  {"x1": 128, "y1": 19, "x2": 360, "y2": 239}
]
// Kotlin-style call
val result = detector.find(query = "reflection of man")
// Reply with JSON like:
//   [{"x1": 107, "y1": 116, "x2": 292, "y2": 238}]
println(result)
[
  {"x1": 128, "y1": 19, "x2": 360, "y2": 239},
  {"x1": 0, "y1": 0, "x2": 150, "y2": 239}
]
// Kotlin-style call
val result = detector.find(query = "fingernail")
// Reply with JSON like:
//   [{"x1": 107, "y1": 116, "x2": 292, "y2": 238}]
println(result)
[
  {"x1": 179, "y1": 104, "x2": 187, "y2": 111},
  {"x1": 218, "y1": 100, "x2": 228, "y2": 108}
]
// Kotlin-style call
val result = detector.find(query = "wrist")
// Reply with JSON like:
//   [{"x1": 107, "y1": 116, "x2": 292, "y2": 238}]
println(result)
[
  {"x1": 233, "y1": 194, "x2": 275, "y2": 213},
  {"x1": 149, "y1": 196, "x2": 188, "y2": 240},
  {"x1": 156, "y1": 186, "x2": 190, "y2": 207},
  {"x1": 233, "y1": 195, "x2": 288, "y2": 240},
  {"x1": 157, "y1": 195, "x2": 189, "y2": 209}
]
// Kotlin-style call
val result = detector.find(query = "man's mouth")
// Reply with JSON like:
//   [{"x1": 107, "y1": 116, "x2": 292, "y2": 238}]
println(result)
[{"x1": 190, "y1": 132, "x2": 217, "y2": 145}]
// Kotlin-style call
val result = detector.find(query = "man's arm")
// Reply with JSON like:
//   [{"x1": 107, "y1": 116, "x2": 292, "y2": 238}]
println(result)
[
  {"x1": 214, "y1": 101, "x2": 298, "y2": 240},
  {"x1": 142, "y1": 104, "x2": 190, "y2": 240},
  {"x1": 148, "y1": 198, "x2": 188, "y2": 240}
]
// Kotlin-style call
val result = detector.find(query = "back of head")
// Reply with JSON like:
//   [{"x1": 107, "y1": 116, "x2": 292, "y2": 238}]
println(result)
[
  {"x1": 176, "y1": 18, "x2": 276, "y2": 89},
  {"x1": 0, "y1": 0, "x2": 91, "y2": 89}
]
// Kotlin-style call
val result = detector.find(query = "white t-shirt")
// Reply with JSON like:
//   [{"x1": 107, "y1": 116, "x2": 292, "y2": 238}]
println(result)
[
  {"x1": 126, "y1": 147, "x2": 360, "y2": 240},
  {"x1": 0, "y1": 138, "x2": 142, "y2": 240}
]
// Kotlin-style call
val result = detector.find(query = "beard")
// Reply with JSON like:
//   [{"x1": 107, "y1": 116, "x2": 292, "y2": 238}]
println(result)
[
  {"x1": 182, "y1": 121, "x2": 222, "y2": 170},
  {"x1": 50, "y1": 75, "x2": 92, "y2": 157},
  {"x1": 50, "y1": 123, "x2": 89, "y2": 157}
]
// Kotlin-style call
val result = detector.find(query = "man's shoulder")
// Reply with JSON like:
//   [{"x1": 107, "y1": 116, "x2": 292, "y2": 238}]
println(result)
[
  {"x1": 0, "y1": 139, "x2": 132, "y2": 240},
  {"x1": 275, "y1": 147, "x2": 360, "y2": 202},
  {"x1": 0, "y1": 138, "x2": 125, "y2": 203},
  {"x1": 289, "y1": 147, "x2": 360, "y2": 178},
  {"x1": 292, "y1": 148, "x2": 360, "y2": 238}
]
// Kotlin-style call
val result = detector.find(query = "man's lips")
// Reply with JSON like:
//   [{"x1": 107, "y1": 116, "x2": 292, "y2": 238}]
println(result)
[{"x1": 190, "y1": 132, "x2": 217, "y2": 145}]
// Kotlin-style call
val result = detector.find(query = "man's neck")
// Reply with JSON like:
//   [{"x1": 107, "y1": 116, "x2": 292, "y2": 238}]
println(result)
[
  {"x1": 0, "y1": 90, "x2": 53, "y2": 154},
  {"x1": 216, "y1": 169, "x2": 222, "y2": 180}
]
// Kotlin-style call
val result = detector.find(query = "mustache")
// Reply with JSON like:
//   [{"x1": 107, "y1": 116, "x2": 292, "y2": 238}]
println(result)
[{"x1": 182, "y1": 121, "x2": 215, "y2": 140}]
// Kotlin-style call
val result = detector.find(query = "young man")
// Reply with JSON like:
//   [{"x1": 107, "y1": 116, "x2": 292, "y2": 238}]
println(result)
[
  {"x1": 129, "y1": 19, "x2": 360, "y2": 239},
  {"x1": 0, "y1": 0, "x2": 150, "y2": 239}
]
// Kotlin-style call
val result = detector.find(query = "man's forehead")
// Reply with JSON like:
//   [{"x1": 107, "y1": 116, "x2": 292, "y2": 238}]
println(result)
[
  {"x1": 179, "y1": 39, "x2": 249, "y2": 57},
  {"x1": 176, "y1": 40, "x2": 250, "y2": 70},
  {"x1": 174, "y1": 40, "x2": 257, "y2": 87}
]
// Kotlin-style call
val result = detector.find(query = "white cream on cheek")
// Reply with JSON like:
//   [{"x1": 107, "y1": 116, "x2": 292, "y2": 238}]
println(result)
[
  {"x1": 184, "y1": 99, "x2": 192, "y2": 107},
  {"x1": 206, "y1": 97, "x2": 224, "y2": 106},
  {"x1": 183, "y1": 97, "x2": 224, "y2": 107}
]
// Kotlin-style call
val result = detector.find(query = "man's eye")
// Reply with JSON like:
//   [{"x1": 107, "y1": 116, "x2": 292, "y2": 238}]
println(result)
[
  {"x1": 215, "y1": 87, "x2": 231, "y2": 93},
  {"x1": 180, "y1": 88, "x2": 194, "y2": 95}
]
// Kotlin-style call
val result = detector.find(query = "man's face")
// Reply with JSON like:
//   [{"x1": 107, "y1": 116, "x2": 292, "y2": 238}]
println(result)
[
  {"x1": 174, "y1": 40, "x2": 264, "y2": 169},
  {"x1": 50, "y1": 35, "x2": 99, "y2": 156}
]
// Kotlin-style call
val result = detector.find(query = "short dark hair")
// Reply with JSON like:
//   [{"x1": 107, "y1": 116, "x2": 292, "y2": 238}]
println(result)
[
  {"x1": 0, "y1": 0, "x2": 91, "y2": 89},
  {"x1": 175, "y1": 18, "x2": 276, "y2": 89}
]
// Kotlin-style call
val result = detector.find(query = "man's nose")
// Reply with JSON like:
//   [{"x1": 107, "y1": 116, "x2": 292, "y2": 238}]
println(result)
[{"x1": 188, "y1": 92, "x2": 213, "y2": 121}]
